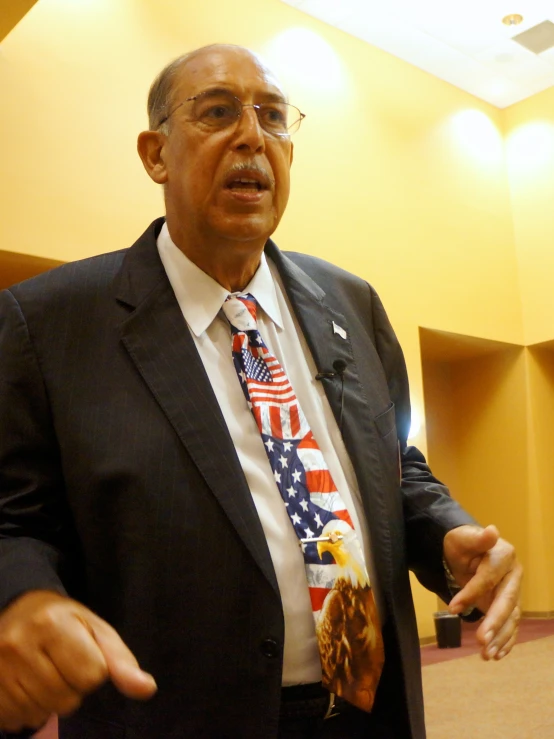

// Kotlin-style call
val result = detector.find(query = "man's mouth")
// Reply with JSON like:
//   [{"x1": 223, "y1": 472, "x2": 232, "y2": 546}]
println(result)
[
  {"x1": 223, "y1": 167, "x2": 272, "y2": 195},
  {"x1": 226, "y1": 178, "x2": 265, "y2": 192}
]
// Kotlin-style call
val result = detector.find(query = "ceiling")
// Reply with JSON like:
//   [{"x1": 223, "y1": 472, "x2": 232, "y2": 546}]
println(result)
[{"x1": 280, "y1": 0, "x2": 554, "y2": 108}]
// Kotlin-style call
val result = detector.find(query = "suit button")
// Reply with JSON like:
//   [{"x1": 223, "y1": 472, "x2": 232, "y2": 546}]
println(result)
[{"x1": 260, "y1": 639, "x2": 280, "y2": 658}]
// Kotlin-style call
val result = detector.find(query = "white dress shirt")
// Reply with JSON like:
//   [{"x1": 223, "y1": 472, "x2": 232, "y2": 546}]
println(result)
[{"x1": 157, "y1": 222, "x2": 380, "y2": 685}]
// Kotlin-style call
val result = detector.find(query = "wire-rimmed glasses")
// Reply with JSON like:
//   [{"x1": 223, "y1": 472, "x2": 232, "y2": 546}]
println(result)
[{"x1": 156, "y1": 89, "x2": 305, "y2": 137}]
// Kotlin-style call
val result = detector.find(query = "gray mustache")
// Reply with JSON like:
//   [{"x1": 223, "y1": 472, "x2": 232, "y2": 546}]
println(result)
[{"x1": 226, "y1": 162, "x2": 275, "y2": 188}]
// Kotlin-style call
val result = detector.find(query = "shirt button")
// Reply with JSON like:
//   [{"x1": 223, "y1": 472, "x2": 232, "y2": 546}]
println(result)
[{"x1": 260, "y1": 639, "x2": 280, "y2": 658}]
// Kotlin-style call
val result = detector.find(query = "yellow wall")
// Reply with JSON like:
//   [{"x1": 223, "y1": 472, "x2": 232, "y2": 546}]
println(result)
[
  {"x1": 1, "y1": 0, "x2": 552, "y2": 638},
  {"x1": 524, "y1": 346, "x2": 554, "y2": 612},
  {"x1": 0, "y1": 0, "x2": 38, "y2": 42},
  {"x1": 504, "y1": 88, "x2": 554, "y2": 346},
  {"x1": 503, "y1": 91, "x2": 554, "y2": 619},
  {"x1": 421, "y1": 342, "x2": 530, "y2": 601}
]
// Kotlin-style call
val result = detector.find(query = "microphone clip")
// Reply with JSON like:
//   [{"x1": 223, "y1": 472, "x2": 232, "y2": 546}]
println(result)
[{"x1": 315, "y1": 359, "x2": 347, "y2": 381}]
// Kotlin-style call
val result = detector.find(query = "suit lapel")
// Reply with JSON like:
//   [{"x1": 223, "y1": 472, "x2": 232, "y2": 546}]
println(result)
[
  {"x1": 266, "y1": 241, "x2": 358, "y2": 429},
  {"x1": 268, "y1": 243, "x2": 394, "y2": 589},
  {"x1": 114, "y1": 221, "x2": 279, "y2": 594}
]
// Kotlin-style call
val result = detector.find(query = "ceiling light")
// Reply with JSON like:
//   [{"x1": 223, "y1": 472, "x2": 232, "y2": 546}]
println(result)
[{"x1": 502, "y1": 14, "x2": 524, "y2": 26}]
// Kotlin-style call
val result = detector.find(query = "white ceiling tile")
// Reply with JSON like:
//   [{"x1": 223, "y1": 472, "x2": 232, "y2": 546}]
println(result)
[
  {"x1": 474, "y1": 40, "x2": 554, "y2": 83},
  {"x1": 539, "y1": 46, "x2": 554, "y2": 67}
]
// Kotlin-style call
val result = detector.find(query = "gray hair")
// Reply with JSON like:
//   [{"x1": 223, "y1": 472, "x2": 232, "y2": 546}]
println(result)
[{"x1": 147, "y1": 53, "x2": 191, "y2": 134}]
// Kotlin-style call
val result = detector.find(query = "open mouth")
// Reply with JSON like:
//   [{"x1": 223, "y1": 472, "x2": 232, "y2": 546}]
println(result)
[
  {"x1": 223, "y1": 168, "x2": 271, "y2": 194},
  {"x1": 226, "y1": 178, "x2": 266, "y2": 192}
]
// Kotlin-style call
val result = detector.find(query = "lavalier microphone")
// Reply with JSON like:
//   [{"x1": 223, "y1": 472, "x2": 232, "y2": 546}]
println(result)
[{"x1": 315, "y1": 359, "x2": 348, "y2": 381}]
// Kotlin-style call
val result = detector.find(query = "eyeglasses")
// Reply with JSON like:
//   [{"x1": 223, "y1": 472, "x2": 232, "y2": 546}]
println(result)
[{"x1": 156, "y1": 89, "x2": 305, "y2": 137}]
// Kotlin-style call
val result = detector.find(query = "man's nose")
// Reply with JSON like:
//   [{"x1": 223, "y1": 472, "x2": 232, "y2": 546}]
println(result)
[{"x1": 233, "y1": 105, "x2": 265, "y2": 152}]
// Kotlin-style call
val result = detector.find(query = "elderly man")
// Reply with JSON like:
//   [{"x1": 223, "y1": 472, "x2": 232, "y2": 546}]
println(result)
[{"x1": 0, "y1": 44, "x2": 521, "y2": 739}]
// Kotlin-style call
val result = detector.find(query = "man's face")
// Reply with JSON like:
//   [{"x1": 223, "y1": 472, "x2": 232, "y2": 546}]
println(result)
[{"x1": 160, "y1": 48, "x2": 293, "y2": 247}]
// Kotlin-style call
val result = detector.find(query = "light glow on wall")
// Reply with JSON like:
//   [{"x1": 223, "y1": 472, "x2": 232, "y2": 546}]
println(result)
[
  {"x1": 263, "y1": 27, "x2": 347, "y2": 94},
  {"x1": 506, "y1": 121, "x2": 554, "y2": 175},
  {"x1": 408, "y1": 406, "x2": 423, "y2": 441},
  {"x1": 450, "y1": 109, "x2": 504, "y2": 167}
]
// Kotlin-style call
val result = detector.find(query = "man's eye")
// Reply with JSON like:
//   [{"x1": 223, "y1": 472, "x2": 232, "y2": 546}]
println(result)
[
  {"x1": 202, "y1": 104, "x2": 236, "y2": 120},
  {"x1": 262, "y1": 107, "x2": 287, "y2": 128}
]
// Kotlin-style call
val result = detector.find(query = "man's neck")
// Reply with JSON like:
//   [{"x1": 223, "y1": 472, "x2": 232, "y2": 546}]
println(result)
[{"x1": 166, "y1": 222, "x2": 265, "y2": 293}]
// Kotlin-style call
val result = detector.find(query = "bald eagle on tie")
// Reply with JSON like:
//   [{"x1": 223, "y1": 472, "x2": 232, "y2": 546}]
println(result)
[{"x1": 316, "y1": 519, "x2": 384, "y2": 712}]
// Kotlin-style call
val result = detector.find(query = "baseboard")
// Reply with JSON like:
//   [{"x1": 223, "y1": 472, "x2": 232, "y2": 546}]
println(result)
[
  {"x1": 521, "y1": 610, "x2": 554, "y2": 619},
  {"x1": 419, "y1": 635, "x2": 437, "y2": 646}
]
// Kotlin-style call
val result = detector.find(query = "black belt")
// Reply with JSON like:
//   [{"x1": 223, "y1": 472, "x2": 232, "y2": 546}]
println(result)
[{"x1": 280, "y1": 682, "x2": 350, "y2": 721}]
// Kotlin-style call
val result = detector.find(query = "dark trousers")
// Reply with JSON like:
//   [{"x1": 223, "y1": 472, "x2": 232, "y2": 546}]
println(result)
[
  {"x1": 278, "y1": 704, "x2": 397, "y2": 738},
  {"x1": 278, "y1": 622, "x2": 413, "y2": 739}
]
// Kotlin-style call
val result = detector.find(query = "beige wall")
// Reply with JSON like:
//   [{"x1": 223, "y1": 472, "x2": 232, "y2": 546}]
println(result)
[
  {"x1": 1, "y1": 0, "x2": 552, "y2": 638},
  {"x1": 504, "y1": 87, "x2": 554, "y2": 346},
  {"x1": 0, "y1": 0, "x2": 38, "y2": 42}
]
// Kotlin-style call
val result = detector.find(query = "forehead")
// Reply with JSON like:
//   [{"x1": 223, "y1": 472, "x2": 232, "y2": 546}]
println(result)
[{"x1": 173, "y1": 48, "x2": 286, "y2": 100}]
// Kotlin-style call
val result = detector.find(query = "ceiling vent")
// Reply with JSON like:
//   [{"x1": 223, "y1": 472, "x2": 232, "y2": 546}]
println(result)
[{"x1": 512, "y1": 20, "x2": 554, "y2": 54}]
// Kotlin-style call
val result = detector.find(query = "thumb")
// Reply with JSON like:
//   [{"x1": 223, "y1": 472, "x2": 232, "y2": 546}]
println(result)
[
  {"x1": 467, "y1": 524, "x2": 499, "y2": 557},
  {"x1": 447, "y1": 525, "x2": 501, "y2": 614},
  {"x1": 87, "y1": 614, "x2": 157, "y2": 700}
]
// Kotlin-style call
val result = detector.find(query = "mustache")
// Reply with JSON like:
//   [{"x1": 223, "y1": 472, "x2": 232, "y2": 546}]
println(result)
[{"x1": 224, "y1": 161, "x2": 275, "y2": 188}]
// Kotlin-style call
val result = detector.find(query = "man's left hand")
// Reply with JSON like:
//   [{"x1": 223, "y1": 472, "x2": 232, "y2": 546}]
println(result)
[{"x1": 443, "y1": 524, "x2": 522, "y2": 661}]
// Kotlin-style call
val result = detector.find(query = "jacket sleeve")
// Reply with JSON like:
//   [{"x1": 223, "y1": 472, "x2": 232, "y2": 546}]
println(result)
[
  {"x1": 0, "y1": 288, "x2": 76, "y2": 612},
  {"x1": 369, "y1": 286, "x2": 478, "y2": 602}
]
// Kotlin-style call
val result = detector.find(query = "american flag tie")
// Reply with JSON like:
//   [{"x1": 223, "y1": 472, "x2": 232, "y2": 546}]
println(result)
[{"x1": 222, "y1": 293, "x2": 384, "y2": 712}]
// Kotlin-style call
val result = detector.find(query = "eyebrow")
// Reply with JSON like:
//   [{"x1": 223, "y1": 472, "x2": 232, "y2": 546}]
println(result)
[{"x1": 195, "y1": 87, "x2": 287, "y2": 104}]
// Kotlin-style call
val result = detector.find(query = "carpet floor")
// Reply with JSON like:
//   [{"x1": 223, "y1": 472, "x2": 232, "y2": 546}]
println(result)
[{"x1": 422, "y1": 619, "x2": 554, "y2": 739}]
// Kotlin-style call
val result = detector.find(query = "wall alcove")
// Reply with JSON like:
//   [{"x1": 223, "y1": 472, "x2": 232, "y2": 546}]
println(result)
[
  {"x1": 0, "y1": 249, "x2": 63, "y2": 290},
  {"x1": 419, "y1": 328, "x2": 528, "y2": 608}
]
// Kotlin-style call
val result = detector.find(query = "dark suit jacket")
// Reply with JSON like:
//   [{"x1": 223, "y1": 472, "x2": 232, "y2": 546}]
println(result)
[{"x1": 0, "y1": 219, "x2": 475, "y2": 738}]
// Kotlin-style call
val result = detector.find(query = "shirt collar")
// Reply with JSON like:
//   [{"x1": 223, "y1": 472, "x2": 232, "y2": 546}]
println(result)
[{"x1": 157, "y1": 222, "x2": 283, "y2": 337}]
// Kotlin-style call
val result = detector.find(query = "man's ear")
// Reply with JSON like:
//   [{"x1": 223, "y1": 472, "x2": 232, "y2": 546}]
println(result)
[
  {"x1": 289, "y1": 140, "x2": 294, "y2": 166},
  {"x1": 137, "y1": 130, "x2": 168, "y2": 184}
]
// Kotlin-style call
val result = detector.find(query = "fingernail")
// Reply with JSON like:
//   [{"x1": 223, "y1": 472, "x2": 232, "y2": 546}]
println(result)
[
  {"x1": 449, "y1": 604, "x2": 462, "y2": 615},
  {"x1": 142, "y1": 672, "x2": 158, "y2": 688},
  {"x1": 497, "y1": 650, "x2": 506, "y2": 660},
  {"x1": 484, "y1": 631, "x2": 494, "y2": 646},
  {"x1": 487, "y1": 644, "x2": 497, "y2": 658}
]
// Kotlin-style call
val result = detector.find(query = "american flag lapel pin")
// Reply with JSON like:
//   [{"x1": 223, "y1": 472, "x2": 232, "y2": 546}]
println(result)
[{"x1": 332, "y1": 321, "x2": 347, "y2": 340}]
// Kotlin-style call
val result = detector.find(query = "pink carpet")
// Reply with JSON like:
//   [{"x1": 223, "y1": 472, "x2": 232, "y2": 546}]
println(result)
[{"x1": 420, "y1": 617, "x2": 554, "y2": 666}]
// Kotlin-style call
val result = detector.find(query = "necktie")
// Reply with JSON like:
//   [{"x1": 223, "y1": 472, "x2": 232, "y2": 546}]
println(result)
[{"x1": 222, "y1": 293, "x2": 384, "y2": 712}]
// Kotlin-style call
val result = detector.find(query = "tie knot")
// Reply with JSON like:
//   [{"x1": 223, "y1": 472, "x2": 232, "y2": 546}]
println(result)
[{"x1": 222, "y1": 293, "x2": 258, "y2": 332}]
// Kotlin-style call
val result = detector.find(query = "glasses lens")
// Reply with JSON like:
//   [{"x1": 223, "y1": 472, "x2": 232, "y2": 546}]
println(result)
[
  {"x1": 257, "y1": 103, "x2": 303, "y2": 136},
  {"x1": 192, "y1": 91, "x2": 241, "y2": 128},
  {"x1": 286, "y1": 106, "x2": 303, "y2": 135},
  {"x1": 256, "y1": 102, "x2": 290, "y2": 135}
]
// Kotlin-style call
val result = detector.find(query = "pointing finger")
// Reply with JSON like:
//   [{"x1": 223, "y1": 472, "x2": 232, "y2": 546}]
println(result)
[{"x1": 87, "y1": 614, "x2": 157, "y2": 700}]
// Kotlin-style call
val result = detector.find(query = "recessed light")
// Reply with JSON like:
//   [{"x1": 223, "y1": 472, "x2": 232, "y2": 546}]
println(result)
[{"x1": 502, "y1": 14, "x2": 524, "y2": 26}]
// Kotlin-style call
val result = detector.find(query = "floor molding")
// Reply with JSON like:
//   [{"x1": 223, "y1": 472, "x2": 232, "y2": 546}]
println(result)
[
  {"x1": 521, "y1": 610, "x2": 554, "y2": 619},
  {"x1": 419, "y1": 635, "x2": 437, "y2": 646}
]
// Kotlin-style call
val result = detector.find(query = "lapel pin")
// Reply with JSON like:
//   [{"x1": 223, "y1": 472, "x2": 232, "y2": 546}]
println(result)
[{"x1": 332, "y1": 321, "x2": 347, "y2": 340}]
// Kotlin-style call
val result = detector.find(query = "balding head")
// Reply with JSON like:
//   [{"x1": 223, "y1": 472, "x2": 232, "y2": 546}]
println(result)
[{"x1": 147, "y1": 44, "x2": 284, "y2": 133}]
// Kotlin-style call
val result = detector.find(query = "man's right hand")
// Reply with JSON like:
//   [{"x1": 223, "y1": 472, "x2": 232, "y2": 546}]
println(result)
[{"x1": 0, "y1": 590, "x2": 157, "y2": 733}]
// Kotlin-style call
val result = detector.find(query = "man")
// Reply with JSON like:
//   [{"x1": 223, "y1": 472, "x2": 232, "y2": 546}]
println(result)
[{"x1": 0, "y1": 44, "x2": 521, "y2": 738}]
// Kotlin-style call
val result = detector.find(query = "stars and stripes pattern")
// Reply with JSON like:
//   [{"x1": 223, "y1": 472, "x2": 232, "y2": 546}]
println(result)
[{"x1": 222, "y1": 293, "x2": 357, "y2": 611}]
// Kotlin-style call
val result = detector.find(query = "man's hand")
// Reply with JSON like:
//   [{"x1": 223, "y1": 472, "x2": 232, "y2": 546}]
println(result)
[
  {"x1": 443, "y1": 524, "x2": 522, "y2": 662},
  {"x1": 0, "y1": 590, "x2": 157, "y2": 733}
]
